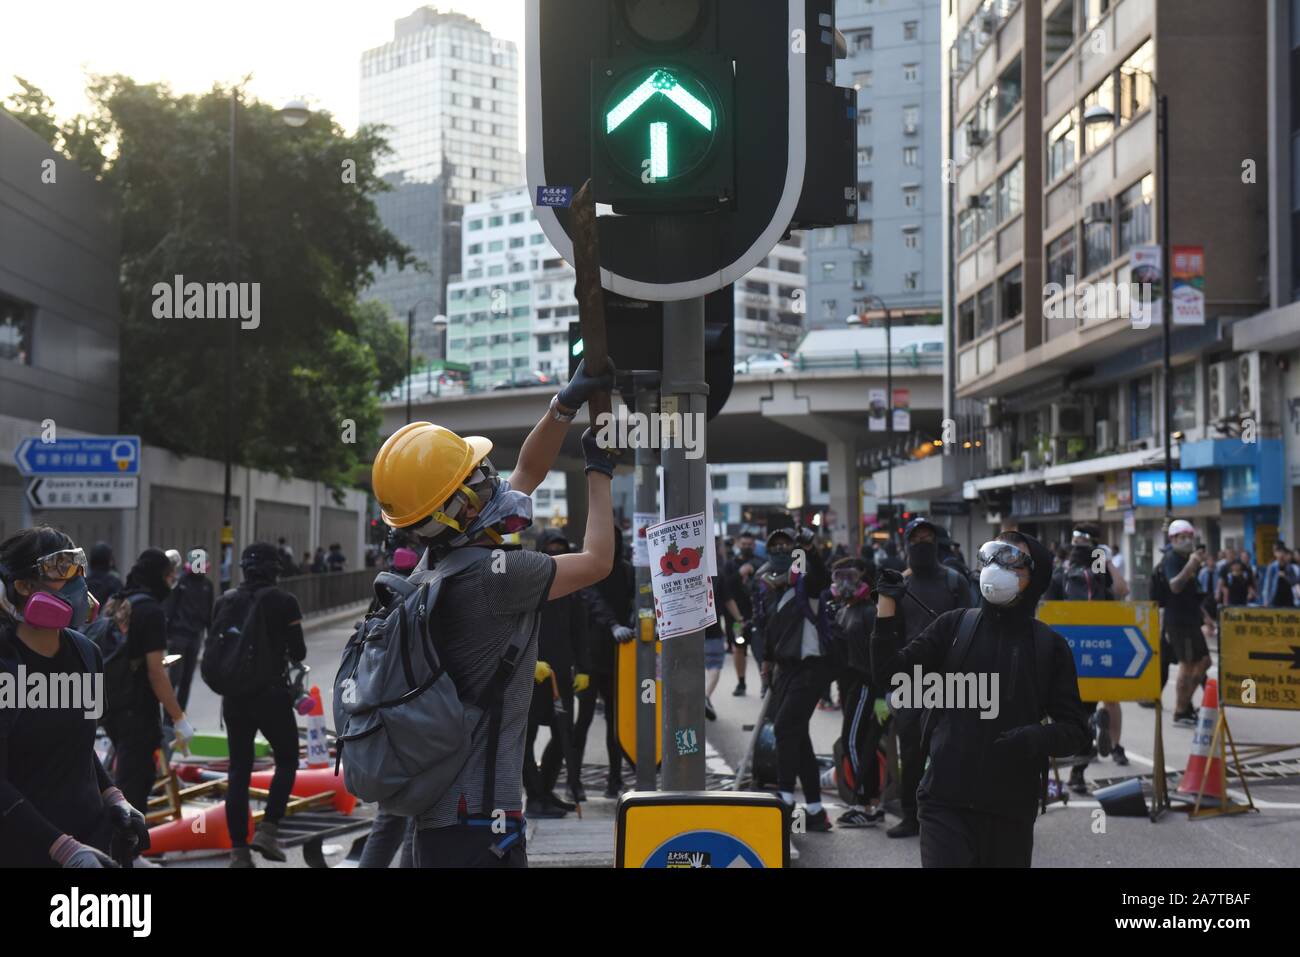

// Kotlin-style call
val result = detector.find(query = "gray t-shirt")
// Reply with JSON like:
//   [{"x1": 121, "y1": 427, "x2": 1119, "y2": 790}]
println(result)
[{"x1": 416, "y1": 546, "x2": 555, "y2": 829}]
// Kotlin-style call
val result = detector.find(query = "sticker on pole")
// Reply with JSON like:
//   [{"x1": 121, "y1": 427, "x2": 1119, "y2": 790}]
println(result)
[
  {"x1": 646, "y1": 512, "x2": 715, "y2": 639},
  {"x1": 632, "y1": 511, "x2": 657, "y2": 568},
  {"x1": 536, "y1": 185, "x2": 574, "y2": 208}
]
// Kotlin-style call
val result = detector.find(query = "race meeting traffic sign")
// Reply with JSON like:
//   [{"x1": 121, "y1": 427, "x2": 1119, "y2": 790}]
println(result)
[
  {"x1": 1038, "y1": 601, "x2": 1161, "y2": 701},
  {"x1": 1219, "y1": 607, "x2": 1300, "y2": 711},
  {"x1": 14, "y1": 435, "x2": 141, "y2": 476}
]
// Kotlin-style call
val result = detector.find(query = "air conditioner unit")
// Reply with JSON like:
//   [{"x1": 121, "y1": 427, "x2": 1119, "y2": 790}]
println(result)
[
  {"x1": 965, "y1": 194, "x2": 985, "y2": 211},
  {"x1": 986, "y1": 428, "x2": 1012, "y2": 470},
  {"x1": 903, "y1": 122, "x2": 918, "y2": 135},
  {"x1": 1238, "y1": 350, "x2": 1279, "y2": 428},
  {"x1": 1095, "y1": 419, "x2": 1114, "y2": 452},
  {"x1": 1051, "y1": 402, "x2": 1085, "y2": 435},
  {"x1": 967, "y1": 127, "x2": 988, "y2": 147},
  {"x1": 1208, "y1": 359, "x2": 1239, "y2": 422},
  {"x1": 1085, "y1": 200, "x2": 1112, "y2": 222},
  {"x1": 980, "y1": 11, "x2": 1000, "y2": 32}
]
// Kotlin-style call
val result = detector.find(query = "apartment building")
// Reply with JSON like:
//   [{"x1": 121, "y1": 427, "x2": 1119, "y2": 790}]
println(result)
[{"x1": 734, "y1": 235, "x2": 807, "y2": 361}]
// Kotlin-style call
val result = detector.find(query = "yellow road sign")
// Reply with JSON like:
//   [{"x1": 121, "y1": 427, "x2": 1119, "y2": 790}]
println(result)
[
  {"x1": 1037, "y1": 601, "x2": 1161, "y2": 702},
  {"x1": 616, "y1": 792, "x2": 787, "y2": 868},
  {"x1": 1219, "y1": 607, "x2": 1300, "y2": 711},
  {"x1": 616, "y1": 632, "x2": 661, "y2": 766}
]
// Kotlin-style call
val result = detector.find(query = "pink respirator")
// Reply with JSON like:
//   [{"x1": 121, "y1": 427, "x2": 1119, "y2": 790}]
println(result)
[{"x1": 22, "y1": 591, "x2": 75, "y2": 630}]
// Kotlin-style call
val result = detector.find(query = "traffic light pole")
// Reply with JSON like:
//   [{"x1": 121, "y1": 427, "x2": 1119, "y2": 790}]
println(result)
[
  {"x1": 660, "y1": 297, "x2": 708, "y2": 792},
  {"x1": 633, "y1": 380, "x2": 659, "y2": 792}
]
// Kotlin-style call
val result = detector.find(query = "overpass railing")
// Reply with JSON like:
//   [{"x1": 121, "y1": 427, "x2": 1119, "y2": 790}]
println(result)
[
  {"x1": 790, "y1": 351, "x2": 944, "y2": 372},
  {"x1": 278, "y1": 569, "x2": 375, "y2": 616}
]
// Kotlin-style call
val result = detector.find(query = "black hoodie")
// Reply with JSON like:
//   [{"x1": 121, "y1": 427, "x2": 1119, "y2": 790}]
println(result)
[
  {"x1": 533, "y1": 530, "x2": 590, "y2": 701},
  {"x1": 581, "y1": 526, "x2": 635, "y2": 676},
  {"x1": 871, "y1": 532, "x2": 1090, "y2": 818}
]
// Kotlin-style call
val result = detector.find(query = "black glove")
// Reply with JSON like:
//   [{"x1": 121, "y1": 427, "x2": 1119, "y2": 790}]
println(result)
[
  {"x1": 875, "y1": 568, "x2": 907, "y2": 601},
  {"x1": 557, "y1": 359, "x2": 616, "y2": 413},
  {"x1": 104, "y1": 791, "x2": 151, "y2": 857},
  {"x1": 582, "y1": 427, "x2": 618, "y2": 477},
  {"x1": 794, "y1": 527, "x2": 817, "y2": 550},
  {"x1": 992, "y1": 725, "x2": 1043, "y2": 764}
]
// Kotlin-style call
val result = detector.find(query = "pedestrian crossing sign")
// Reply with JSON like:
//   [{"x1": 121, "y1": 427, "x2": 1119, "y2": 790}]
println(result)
[{"x1": 616, "y1": 792, "x2": 787, "y2": 868}]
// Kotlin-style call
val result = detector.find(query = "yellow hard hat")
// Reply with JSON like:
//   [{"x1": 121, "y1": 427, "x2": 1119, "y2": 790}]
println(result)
[{"x1": 372, "y1": 422, "x2": 493, "y2": 529}]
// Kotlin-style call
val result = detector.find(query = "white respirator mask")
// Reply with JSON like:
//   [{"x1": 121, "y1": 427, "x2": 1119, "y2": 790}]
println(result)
[{"x1": 979, "y1": 565, "x2": 1022, "y2": 606}]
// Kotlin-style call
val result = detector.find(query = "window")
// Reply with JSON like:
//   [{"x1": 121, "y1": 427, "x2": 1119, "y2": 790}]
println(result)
[
  {"x1": 859, "y1": 146, "x2": 874, "y2": 166},
  {"x1": 958, "y1": 209, "x2": 976, "y2": 253},
  {"x1": 904, "y1": 20, "x2": 918, "y2": 40},
  {"x1": 1129, "y1": 377, "x2": 1153, "y2": 439},
  {"x1": 489, "y1": 215, "x2": 504, "y2": 227},
  {"x1": 858, "y1": 181, "x2": 873, "y2": 204},
  {"x1": 976, "y1": 284, "x2": 996, "y2": 337},
  {"x1": 855, "y1": 71, "x2": 873, "y2": 90},
  {"x1": 903, "y1": 186, "x2": 920, "y2": 208},
  {"x1": 854, "y1": 254, "x2": 873, "y2": 279},
  {"x1": 509, "y1": 212, "x2": 525, "y2": 223},
  {"x1": 853, "y1": 221, "x2": 873, "y2": 244},
  {"x1": 854, "y1": 29, "x2": 873, "y2": 51},
  {"x1": 530, "y1": 234, "x2": 546, "y2": 245},
  {"x1": 903, "y1": 146, "x2": 918, "y2": 166},
  {"x1": 903, "y1": 63, "x2": 919, "y2": 83},
  {"x1": 996, "y1": 57, "x2": 1022, "y2": 121},
  {"x1": 1082, "y1": 0, "x2": 1111, "y2": 30},
  {"x1": 904, "y1": 271, "x2": 920, "y2": 291},
  {"x1": 1118, "y1": 40, "x2": 1154, "y2": 122},
  {"x1": 1117, "y1": 175, "x2": 1155, "y2": 255},
  {"x1": 958, "y1": 297, "x2": 976, "y2": 343},
  {"x1": 1000, "y1": 267, "x2": 1024, "y2": 321},
  {"x1": 1045, "y1": 0, "x2": 1076, "y2": 70},
  {"x1": 750, "y1": 474, "x2": 788, "y2": 491},
  {"x1": 858, "y1": 108, "x2": 872, "y2": 128},
  {"x1": 902, "y1": 106, "x2": 920, "y2": 131},
  {"x1": 488, "y1": 264, "x2": 504, "y2": 277},
  {"x1": 977, "y1": 187, "x2": 994, "y2": 238},
  {"x1": 822, "y1": 299, "x2": 838, "y2": 321},
  {"x1": 509, "y1": 237, "x2": 525, "y2": 249},
  {"x1": 488, "y1": 240, "x2": 504, "y2": 252},
  {"x1": 467, "y1": 219, "x2": 484, "y2": 232},
  {"x1": 1047, "y1": 230, "x2": 1077, "y2": 288},
  {"x1": 1082, "y1": 215, "x2": 1113, "y2": 276},
  {"x1": 997, "y1": 161, "x2": 1023, "y2": 222},
  {"x1": 0, "y1": 295, "x2": 32, "y2": 364},
  {"x1": 816, "y1": 228, "x2": 840, "y2": 248},
  {"x1": 468, "y1": 243, "x2": 483, "y2": 255},
  {"x1": 1171, "y1": 364, "x2": 1198, "y2": 432},
  {"x1": 711, "y1": 473, "x2": 729, "y2": 490},
  {"x1": 903, "y1": 228, "x2": 921, "y2": 250},
  {"x1": 1082, "y1": 74, "x2": 1116, "y2": 153},
  {"x1": 1047, "y1": 109, "x2": 1078, "y2": 183}
]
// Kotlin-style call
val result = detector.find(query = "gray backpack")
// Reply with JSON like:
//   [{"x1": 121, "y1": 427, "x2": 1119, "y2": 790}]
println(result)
[{"x1": 332, "y1": 548, "x2": 528, "y2": 817}]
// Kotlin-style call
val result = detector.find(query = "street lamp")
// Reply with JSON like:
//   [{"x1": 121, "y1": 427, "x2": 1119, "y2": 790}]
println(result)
[
  {"x1": 406, "y1": 299, "x2": 439, "y2": 423},
  {"x1": 851, "y1": 293, "x2": 895, "y2": 540},
  {"x1": 1083, "y1": 68, "x2": 1172, "y2": 518}
]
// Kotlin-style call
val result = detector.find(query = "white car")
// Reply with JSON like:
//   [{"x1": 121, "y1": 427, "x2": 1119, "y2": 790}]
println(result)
[
  {"x1": 734, "y1": 352, "x2": 794, "y2": 375},
  {"x1": 895, "y1": 340, "x2": 944, "y2": 362}
]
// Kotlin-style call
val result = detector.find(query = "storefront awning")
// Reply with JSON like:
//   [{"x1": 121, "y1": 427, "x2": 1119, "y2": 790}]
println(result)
[{"x1": 963, "y1": 447, "x2": 1175, "y2": 500}]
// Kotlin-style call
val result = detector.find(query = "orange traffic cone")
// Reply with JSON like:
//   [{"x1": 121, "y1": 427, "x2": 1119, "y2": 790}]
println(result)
[
  {"x1": 1176, "y1": 677, "x2": 1226, "y2": 803},
  {"x1": 305, "y1": 685, "x2": 330, "y2": 769},
  {"x1": 248, "y1": 766, "x2": 358, "y2": 815},
  {"x1": 143, "y1": 802, "x2": 253, "y2": 856}
]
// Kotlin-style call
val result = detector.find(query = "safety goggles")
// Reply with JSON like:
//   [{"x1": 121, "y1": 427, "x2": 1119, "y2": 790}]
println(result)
[
  {"x1": 406, "y1": 459, "x2": 500, "y2": 539},
  {"x1": 831, "y1": 569, "x2": 863, "y2": 586},
  {"x1": 976, "y1": 541, "x2": 1034, "y2": 572},
  {"x1": 30, "y1": 548, "x2": 88, "y2": 582}
]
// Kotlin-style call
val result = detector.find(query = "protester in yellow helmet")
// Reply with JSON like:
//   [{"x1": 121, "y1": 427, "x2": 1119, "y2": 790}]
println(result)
[{"x1": 370, "y1": 360, "x2": 617, "y2": 867}]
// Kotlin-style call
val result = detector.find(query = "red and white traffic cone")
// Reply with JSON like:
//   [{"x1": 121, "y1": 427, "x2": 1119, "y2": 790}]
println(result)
[
  {"x1": 305, "y1": 686, "x2": 330, "y2": 769},
  {"x1": 1176, "y1": 677, "x2": 1226, "y2": 804}
]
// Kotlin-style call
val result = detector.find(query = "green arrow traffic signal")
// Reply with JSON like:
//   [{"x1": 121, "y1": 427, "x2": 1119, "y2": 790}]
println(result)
[{"x1": 601, "y1": 67, "x2": 716, "y2": 183}]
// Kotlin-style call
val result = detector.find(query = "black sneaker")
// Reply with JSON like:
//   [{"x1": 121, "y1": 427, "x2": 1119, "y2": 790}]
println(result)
[
  {"x1": 1068, "y1": 767, "x2": 1088, "y2": 795},
  {"x1": 526, "y1": 798, "x2": 567, "y2": 819},
  {"x1": 836, "y1": 807, "x2": 876, "y2": 828},
  {"x1": 1173, "y1": 709, "x2": 1198, "y2": 727},
  {"x1": 548, "y1": 791, "x2": 577, "y2": 812},
  {"x1": 864, "y1": 806, "x2": 886, "y2": 825},
  {"x1": 704, "y1": 697, "x2": 717, "y2": 721},
  {"x1": 1092, "y1": 708, "x2": 1113, "y2": 758},
  {"x1": 803, "y1": 808, "x2": 833, "y2": 832},
  {"x1": 732, "y1": 679, "x2": 747, "y2": 697},
  {"x1": 604, "y1": 781, "x2": 626, "y2": 799},
  {"x1": 567, "y1": 783, "x2": 587, "y2": 803},
  {"x1": 886, "y1": 817, "x2": 919, "y2": 838},
  {"x1": 1112, "y1": 745, "x2": 1129, "y2": 766}
]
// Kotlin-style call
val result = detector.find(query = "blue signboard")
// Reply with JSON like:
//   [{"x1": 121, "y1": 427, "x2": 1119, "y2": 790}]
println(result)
[
  {"x1": 643, "y1": 830, "x2": 766, "y2": 869},
  {"x1": 536, "y1": 185, "x2": 574, "y2": 208},
  {"x1": 14, "y1": 436, "x2": 141, "y2": 476},
  {"x1": 1055, "y1": 624, "x2": 1153, "y2": 680},
  {"x1": 1131, "y1": 470, "x2": 1197, "y2": 508}
]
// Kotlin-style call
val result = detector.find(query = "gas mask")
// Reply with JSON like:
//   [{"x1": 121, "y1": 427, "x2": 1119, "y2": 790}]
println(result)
[{"x1": 831, "y1": 570, "x2": 869, "y2": 602}]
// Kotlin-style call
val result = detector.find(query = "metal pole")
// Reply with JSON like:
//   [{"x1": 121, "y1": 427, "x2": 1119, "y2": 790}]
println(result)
[
  {"x1": 634, "y1": 382, "x2": 659, "y2": 792},
  {"x1": 222, "y1": 89, "x2": 239, "y2": 591},
  {"x1": 661, "y1": 297, "x2": 708, "y2": 791},
  {"x1": 406, "y1": 307, "x2": 415, "y2": 424},
  {"x1": 885, "y1": 306, "x2": 894, "y2": 539},
  {"x1": 1158, "y1": 93, "x2": 1173, "y2": 519}
]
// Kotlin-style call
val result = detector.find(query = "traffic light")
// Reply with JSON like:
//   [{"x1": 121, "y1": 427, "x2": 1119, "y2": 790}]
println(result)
[{"x1": 528, "y1": 0, "x2": 858, "y2": 301}]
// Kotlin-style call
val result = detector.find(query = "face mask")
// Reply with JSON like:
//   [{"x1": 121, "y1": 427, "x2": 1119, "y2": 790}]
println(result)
[
  {"x1": 767, "y1": 553, "x2": 794, "y2": 575},
  {"x1": 738, "y1": 547, "x2": 754, "y2": 560},
  {"x1": 907, "y1": 541, "x2": 938, "y2": 571},
  {"x1": 979, "y1": 565, "x2": 1023, "y2": 606},
  {"x1": 1172, "y1": 539, "x2": 1195, "y2": 555},
  {"x1": 1070, "y1": 545, "x2": 1092, "y2": 566},
  {"x1": 458, "y1": 478, "x2": 533, "y2": 547},
  {"x1": 56, "y1": 575, "x2": 92, "y2": 630},
  {"x1": 22, "y1": 590, "x2": 75, "y2": 630},
  {"x1": 832, "y1": 575, "x2": 861, "y2": 600}
]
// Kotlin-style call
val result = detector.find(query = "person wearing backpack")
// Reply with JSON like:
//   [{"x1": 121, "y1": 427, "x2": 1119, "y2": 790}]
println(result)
[
  {"x1": 162, "y1": 546, "x2": 214, "y2": 711},
  {"x1": 887, "y1": 516, "x2": 975, "y2": 839},
  {"x1": 209, "y1": 542, "x2": 306, "y2": 868},
  {"x1": 0, "y1": 527, "x2": 152, "y2": 868},
  {"x1": 364, "y1": 359, "x2": 616, "y2": 867},
  {"x1": 872, "y1": 531, "x2": 1091, "y2": 867},
  {"x1": 105, "y1": 548, "x2": 194, "y2": 814}
]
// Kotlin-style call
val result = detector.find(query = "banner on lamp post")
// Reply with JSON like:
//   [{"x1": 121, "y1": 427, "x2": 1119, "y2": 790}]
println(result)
[{"x1": 1171, "y1": 245, "x2": 1205, "y2": 326}]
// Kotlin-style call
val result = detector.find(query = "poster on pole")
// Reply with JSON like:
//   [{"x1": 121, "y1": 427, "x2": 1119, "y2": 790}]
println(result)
[
  {"x1": 868, "y1": 388, "x2": 887, "y2": 432},
  {"x1": 892, "y1": 387, "x2": 911, "y2": 433},
  {"x1": 1171, "y1": 245, "x2": 1205, "y2": 326},
  {"x1": 1130, "y1": 245, "x2": 1162, "y2": 327},
  {"x1": 646, "y1": 512, "x2": 716, "y2": 640},
  {"x1": 632, "y1": 511, "x2": 657, "y2": 568}
]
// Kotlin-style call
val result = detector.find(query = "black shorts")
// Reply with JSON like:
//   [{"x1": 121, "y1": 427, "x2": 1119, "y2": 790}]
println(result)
[{"x1": 1166, "y1": 625, "x2": 1209, "y2": 664}]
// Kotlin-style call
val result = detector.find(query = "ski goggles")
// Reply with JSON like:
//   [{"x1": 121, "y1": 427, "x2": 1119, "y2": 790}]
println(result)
[
  {"x1": 28, "y1": 548, "x2": 88, "y2": 582},
  {"x1": 976, "y1": 540, "x2": 1034, "y2": 572}
]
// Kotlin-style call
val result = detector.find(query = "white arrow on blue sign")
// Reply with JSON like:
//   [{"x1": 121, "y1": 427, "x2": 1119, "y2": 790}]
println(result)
[
  {"x1": 1057, "y1": 625, "x2": 1152, "y2": 679},
  {"x1": 13, "y1": 436, "x2": 141, "y2": 477}
]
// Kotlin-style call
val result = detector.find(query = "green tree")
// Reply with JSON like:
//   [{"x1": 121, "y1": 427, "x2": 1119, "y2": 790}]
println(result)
[
  {"x1": 353, "y1": 299, "x2": 409, "y2": 396},
  {"x1": 9, "y1": 75, "x2": 414, "y2": 493}
]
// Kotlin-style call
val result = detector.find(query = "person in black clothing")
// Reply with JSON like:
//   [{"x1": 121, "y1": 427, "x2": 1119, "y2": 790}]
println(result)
[
  {"x1": 725, "y1": 533, "x2": 758, "y2": 695},
  {"x1": 1217, "y1": 558, "x2": 1255, "y2": 608},
  {"x1": 0, "y1": 527, "x2": 151, "y2": 868},
  {"x1": 107, "y1": 548, "x2": 194, "y2": 814},
  {"x1": 526, "y1": 530, "x2": 591, "y2": 817},
  {"x1": 575, "y1": 526, "x2": 635, "y2": 798},
  {"x1": 757, "y1": 528, "x2": 834, "y2": 832},
  {"x1": 310, "y1": 547, "x2": 327, "y2": 574},
  {"x1": 326, "y1": 543, "x2": 346, "y2": 573},
  {"x1": 872, "y1": 531, "x2": 1090, "y2": 867},
  {"x1": 163, "y1": 546, "x2": 214, "y2": 711},
  {"x1": 1153, "y1": 520, "x2": 1211, "y2": 726},
  {"x1": 887, "y1": 517, "x2": 974, "y2": 839},
  {"x1": 85, "y1": 541, "x2": 123, "y2": 607},
  {"x1": 220, "y1": 542, "x2": 306, "y2": 868}
]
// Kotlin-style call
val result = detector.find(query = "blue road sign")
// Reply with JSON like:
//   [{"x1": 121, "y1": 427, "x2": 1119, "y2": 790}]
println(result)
[
  {"x1": 643, "y1": 830, "x2": 766, "y2": 869},
  {"x1": 1055, "y1": 624, "x2": 1153, "y2": 680},
  {"x1": 14, "y1": 436, "x2": 141, "y2": 477}
]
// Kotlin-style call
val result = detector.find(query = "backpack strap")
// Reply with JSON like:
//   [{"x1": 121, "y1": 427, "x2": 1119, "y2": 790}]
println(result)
[
  {"x1": 65, "y1": 630, "x2": 99, "y2": 674},
  {"x1": 919, "y1": 608, "x2": 983, "y2": 762},
  {"x1": 476, "y1": 623, "x2": 534, "y2": 816}
]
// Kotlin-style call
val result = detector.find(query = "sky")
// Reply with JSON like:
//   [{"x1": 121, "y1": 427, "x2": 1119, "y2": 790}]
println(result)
[{"x1": 2, "y1": 0, "x2": 527, "y2": 145}]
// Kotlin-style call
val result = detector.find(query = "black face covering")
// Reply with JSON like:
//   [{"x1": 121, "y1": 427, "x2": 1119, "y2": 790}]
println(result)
[
  {"x1": 1070, "y1": 545, "x2": 1092, "y2": 567},
  {"x1": 907, "y1": 541, "x2": 939, "y2": 572}
]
